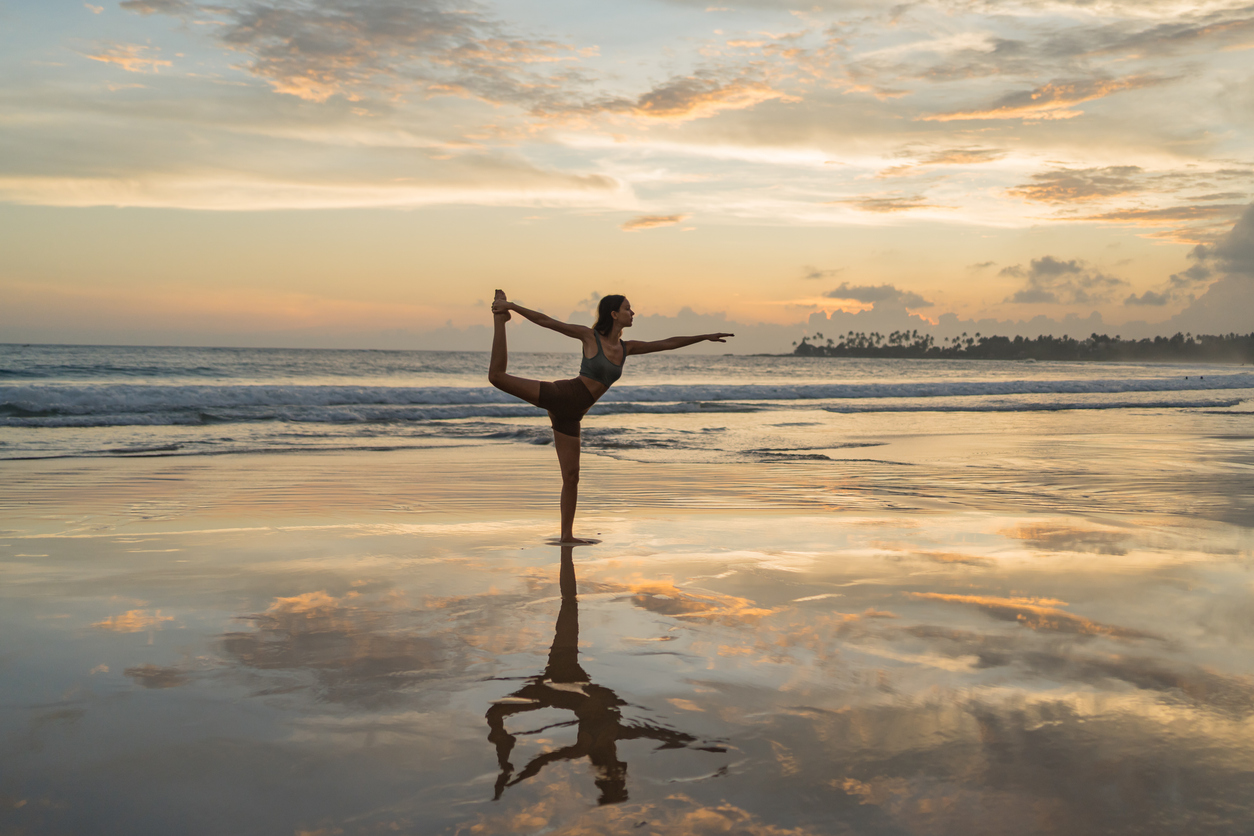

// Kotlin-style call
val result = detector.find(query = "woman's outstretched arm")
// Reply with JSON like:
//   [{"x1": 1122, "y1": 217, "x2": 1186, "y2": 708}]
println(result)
[
  {"x1": 625, "y1": 333, "x2": 734, "y2": 356},
  {"x1": 494, "y1": 299, "x2": 591, "y2": 340}
]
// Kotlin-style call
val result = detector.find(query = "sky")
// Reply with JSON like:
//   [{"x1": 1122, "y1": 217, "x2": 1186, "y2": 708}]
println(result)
[{"x1": 1, "y1": 0, "x2": 1252, "y2": 351}]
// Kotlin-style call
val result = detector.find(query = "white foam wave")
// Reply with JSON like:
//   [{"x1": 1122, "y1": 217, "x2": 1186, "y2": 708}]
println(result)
[{"x1": 4, "y1": 373, "x2": 1253, "y2": 418}]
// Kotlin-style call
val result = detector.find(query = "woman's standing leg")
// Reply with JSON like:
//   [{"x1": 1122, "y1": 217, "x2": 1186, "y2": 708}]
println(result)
[{"x1": 553, "y1": 430, "x2": 589, "y2": 543}]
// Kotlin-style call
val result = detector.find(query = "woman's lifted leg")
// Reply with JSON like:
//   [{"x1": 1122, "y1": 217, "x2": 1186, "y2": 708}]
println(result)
[{"x1": 488, "y1": 290, "x2": 541, "y2": 406}]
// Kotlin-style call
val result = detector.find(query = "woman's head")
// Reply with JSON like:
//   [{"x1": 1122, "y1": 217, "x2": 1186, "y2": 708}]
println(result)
[{"x1": 594, "y1": 295, "x2": 631, "y2": 335}]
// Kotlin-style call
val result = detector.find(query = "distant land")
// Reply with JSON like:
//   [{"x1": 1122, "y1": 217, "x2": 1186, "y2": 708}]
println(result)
[{"x1": 791, "y1": 331, "x2": 1254, "y2": 363}]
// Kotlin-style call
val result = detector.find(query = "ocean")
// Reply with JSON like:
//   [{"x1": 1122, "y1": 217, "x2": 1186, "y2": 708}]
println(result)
[
  {"x1": 5, "y1": 343, "x2": 1254, "y2": 835},
  {"x1": 2, "y1": 343, "x2": 1252, "y2": 461}
]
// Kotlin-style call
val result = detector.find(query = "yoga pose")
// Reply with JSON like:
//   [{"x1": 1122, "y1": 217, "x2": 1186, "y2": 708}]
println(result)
[{"x1": 489, "y1": 290, "x2": 733, "y2": 543}]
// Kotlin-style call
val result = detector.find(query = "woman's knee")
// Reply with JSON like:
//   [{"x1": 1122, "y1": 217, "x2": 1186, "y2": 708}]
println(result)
[{"x1": 561, "y1": 464, "x2": 580, "y2": 485}]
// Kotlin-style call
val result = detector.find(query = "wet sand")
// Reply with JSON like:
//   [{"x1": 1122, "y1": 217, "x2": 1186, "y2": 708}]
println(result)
[{"x1": 2, "y1": 426, "x2": 1253, "y2": 835}]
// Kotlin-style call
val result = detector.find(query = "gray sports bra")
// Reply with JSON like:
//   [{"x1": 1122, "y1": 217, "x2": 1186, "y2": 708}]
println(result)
[{"x1": 579, "y1": 331, "x2": 625, "y2": 387}]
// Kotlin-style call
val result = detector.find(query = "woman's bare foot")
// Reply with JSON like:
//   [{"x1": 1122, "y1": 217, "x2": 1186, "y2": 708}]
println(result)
[
  {"x1": 493, "y1": 289, "x2": 511, "y2": 321},
  {"x1": 548, "y1": 536, "x2": 601, "y2": 546}
]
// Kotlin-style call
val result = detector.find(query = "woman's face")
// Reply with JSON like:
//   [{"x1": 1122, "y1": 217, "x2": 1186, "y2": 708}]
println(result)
[{"x1": 615, "y1": 299, "x2": 635, "y2": 328}]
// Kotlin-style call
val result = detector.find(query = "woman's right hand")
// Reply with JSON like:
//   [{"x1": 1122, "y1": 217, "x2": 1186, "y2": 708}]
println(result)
[{"x1": 492, "y1": 289, "x2": 512, "y2": 318}]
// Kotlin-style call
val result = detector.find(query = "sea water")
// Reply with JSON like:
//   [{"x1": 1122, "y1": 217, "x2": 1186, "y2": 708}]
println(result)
[{"x1": 3, "y1": 343, "x2": 1252, "y2": 461}]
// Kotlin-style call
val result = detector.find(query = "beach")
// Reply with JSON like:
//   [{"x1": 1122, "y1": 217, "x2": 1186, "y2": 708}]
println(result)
[{"x1": 3, "y1": 346, "x2": 1254, "y2": 834}]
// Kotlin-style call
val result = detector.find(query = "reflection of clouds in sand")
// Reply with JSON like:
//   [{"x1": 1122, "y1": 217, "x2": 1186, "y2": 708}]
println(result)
[
  {"x1": 222, "y1": 589, "x2": 445, "y2": 706},
  {"x1": 462, "y1": 788, "x2": 820, "y2": 835},
  {"x1": 218, "y1": 582, "x2": 552, "y2": 707},
  {"x1": 625, "y1": 580, "x2": 775, "y2": 624},
  {"x1": 909, "y1": 593, "x2": 1158, "y2": 640},
  {"x1": 818, "y1": 691, "x2": 1254, "y2": 835},
  {"x1": 1005, "y1": 522, "x2": 1132, "y2": 555},
  {"x1": 124, "y1": 664, "x2": 188, "y2": 689},
  {"x1": 76, "y1": 507, "x2": 1249, "y2": 834},
  {"x1": 894, "y1": 624, "x2": 1254, "y2": 716}
]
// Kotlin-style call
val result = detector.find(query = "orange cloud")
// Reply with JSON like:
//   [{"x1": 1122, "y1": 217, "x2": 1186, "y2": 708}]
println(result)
[
  {"x1": 565, "y1": 75, "x2": 798, "y2": 123},
  {"x1": 84, "y1": 43, "x2": 172, "y2": 73},
  {"x1": 921, "y1": 77, "x2": 1156, "y2": 122},
  {"x1": 93, "y1": 609, "x2": 174, "y2": 632},
  {"x1": 827, "y1": 195, "x2": 939, "y2": 213},
  {"x1": 1008, "y1": 166, "x2": 1146, "y2": 203},
  {"x1": 1081, "y1": 204, "x2": 1246, "y2": 226},
  {"x1": 621, "y1": 213, "x2": 689, "y2": 231},
  {"x1": 1080, "y1": 203, "x2": 1247, "y2": 244},
  {"x1": 878, "y1": 147, "x2": 1005, "y2": 178}
]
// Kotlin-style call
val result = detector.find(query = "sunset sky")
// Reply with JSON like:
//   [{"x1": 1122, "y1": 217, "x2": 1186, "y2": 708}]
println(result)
[{"x1": 2, "y1": 0, "x2": 1252, "y2": 350}]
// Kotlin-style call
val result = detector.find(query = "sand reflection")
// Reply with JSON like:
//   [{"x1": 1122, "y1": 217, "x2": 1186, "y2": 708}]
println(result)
[{"x1": 486, "y1": 547, "x2": 725, "y2": 805}]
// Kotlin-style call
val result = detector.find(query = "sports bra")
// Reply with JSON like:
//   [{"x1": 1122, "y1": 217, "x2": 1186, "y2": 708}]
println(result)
[{"x1": 579, "y1": 331, "x2": 625, "y2": 387}]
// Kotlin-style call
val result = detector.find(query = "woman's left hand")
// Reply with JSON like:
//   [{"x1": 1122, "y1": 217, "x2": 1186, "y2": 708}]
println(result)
[{"x1": 706, "y1": 333, "x2": 735, "y2": 342}]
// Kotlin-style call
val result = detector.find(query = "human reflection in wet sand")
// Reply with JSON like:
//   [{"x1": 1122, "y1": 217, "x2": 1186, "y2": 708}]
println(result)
[{"x1": 486, "y1": 546, "x2": 719, "y2": 805}]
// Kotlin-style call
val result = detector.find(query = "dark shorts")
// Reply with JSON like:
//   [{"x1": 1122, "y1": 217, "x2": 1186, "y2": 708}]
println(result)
[{"x1": 538, "y1": 377, "x2": 597, "y2": 437}]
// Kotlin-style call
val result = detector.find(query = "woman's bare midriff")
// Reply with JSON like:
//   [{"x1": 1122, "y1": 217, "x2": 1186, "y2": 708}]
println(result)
[{"x1": 578, "y1": 375, "x2": 606, "y2": 400}]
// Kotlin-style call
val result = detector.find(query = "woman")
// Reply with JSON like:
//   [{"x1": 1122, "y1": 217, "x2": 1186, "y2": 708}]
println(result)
[{"x1": 489, "y1": 290, "x2": 733, "y2": 543}]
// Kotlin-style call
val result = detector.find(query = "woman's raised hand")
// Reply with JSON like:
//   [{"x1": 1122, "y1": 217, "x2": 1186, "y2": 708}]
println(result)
[{"x1": 706, "y1": 333, "x2": 735, "y2": 342}]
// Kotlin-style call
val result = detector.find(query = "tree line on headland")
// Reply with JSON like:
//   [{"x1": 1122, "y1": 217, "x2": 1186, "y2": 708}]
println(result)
[{"x1": 791, "y1": 330, "x2": 1254, "y2": 362}]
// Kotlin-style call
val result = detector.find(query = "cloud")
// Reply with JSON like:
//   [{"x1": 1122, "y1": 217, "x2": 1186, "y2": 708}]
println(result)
[
  {"x1": 873, "y1": 4, "x2": 1254, "y2": 95},
  {"x1": 83, "y1": 43, "x2": 172, "y2": 73},
  {"x1": 1212, "y1": 203, "x2": 1254, "y2": 276},
  {"x1": 1121, "y1": 243, "x2": 1215, "y2": 306},
  {"x1": 93, "y1": 609, "x2": 174, "y2": 632},
  {"x1": 1080, "y1": 203, "x2": 1247, "y2": 244},
  {"x1": 0, "y1": 145, "x2": 623, "y2": 210},
  {"x1": 576, "y1": 74, "x2": 799, "y2": 122},
  {"x1": 1124, "y1": 290, "x2": 1170, "y2": 306},
  {"x1": 802, "y1": 265, "x2": 843, "y2": 280},
  {"x1": 576, "y1": 290, "x2": 602, "y2": 312},
  {"x1": 1001, "y1": 255, "x2": 1126, "y2": 305},
  {"x1": 1081, "y1": 204, "x2": 1245, "y2": 226},
  {"x1": 1009, "y1": 166, "x2": 1147, "y2": 203},
  {"x1": 829, "y1": 195, "x2": 939, "y2": 213},
  {"x1": 824, "y1": 282, "x2": 932, "y2": 308},
  {"x1": 621, "y1": 213, "x2": 688, "y2": 231},
  {"x1": 118, "y1": 0, "x2": 191, "y2": 13},
  {"x1": 878, "y1": 146, "x2": 1005, "y2": 178},
  {"x1": 1150, "y1": 204, "x2": 1254, "y2": 330},
  {"x1": 921, "y1": 76, "x2": 1159, "y2": 122},
  {"x1": 1086, "y1": 10, "x2": 1254, "y2": 59},
  {"x1": 1007, "y1": 166, "x2": 1252, "y2": 246},
  {"x1": 123, "y1": 0, "x2": 792, "y2": 124},
  {"x1": 124, "y1": 0, "x2": 586, "y2": 105}
]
